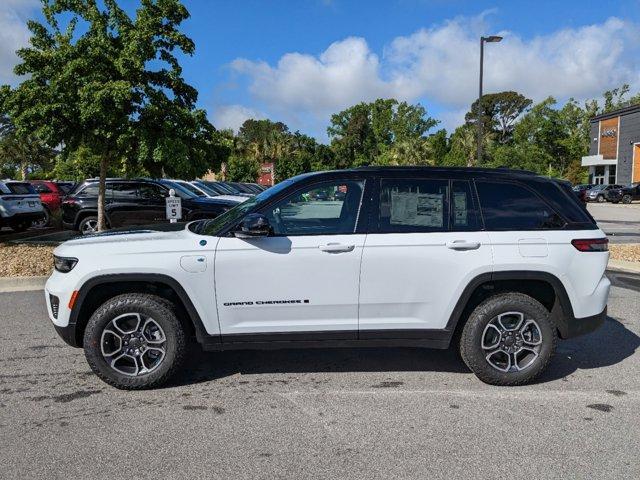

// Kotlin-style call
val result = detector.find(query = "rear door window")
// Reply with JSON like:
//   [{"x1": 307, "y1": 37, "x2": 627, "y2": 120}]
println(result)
[
  {"x1": 378, "y1": 178, "x2": 449, "y2": 233},
  {"x1": 476, "y1": 181, "x2": 565, "y2": 230},
  {"x1": 451, "y1": 181, "x2": 480, "y2": 231},
  {"x1": 111, "y1": 182, "x2": 139, "y2": 199}
]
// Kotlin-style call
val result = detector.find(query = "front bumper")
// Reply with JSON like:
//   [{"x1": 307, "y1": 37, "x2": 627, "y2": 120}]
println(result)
[{"x1": 53, "y1": 323, "x2": 80, "y2": 347}]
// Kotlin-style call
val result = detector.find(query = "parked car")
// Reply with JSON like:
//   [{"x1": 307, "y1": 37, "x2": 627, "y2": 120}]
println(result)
[
  {"x1": 198, "y1": 181, "x2": 253, "y2": 198},
  {"x1": 46, "y1": 167, "x2": 608, "y2": 389},
  {"x1": 0, "y1": 180, "x2": 44, "y2": 232},
  {"x1": 186, "y1": 180, "x2": 248, "y2": 203},
  {"x1": 29, "y1": 180, "x2": 75, "y2": 227},
  {"x1": 242, "y1": 183, "x2": 265, "y2": 194},
  {"x1": 61, "y1": 178, "x2": 237, "y2": 234},
  {"x1": 160, "y1": 179, "x2": 244, "y2": 203},
  {"x1": 619, "y1": 183, "x2": 640, "y2": 204},
  {"x1": 572, "y1": 184, "x2": 594, "y2": 203},
  {"x1": 224, "y1": 182, "x2": 256, "y2": 197},
  {"x1": 584, "y1": 184, "x2": 624, "y2": 203}
]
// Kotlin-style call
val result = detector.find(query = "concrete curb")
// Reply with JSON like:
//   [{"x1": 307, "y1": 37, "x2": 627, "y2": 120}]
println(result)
[
  {"x1": 607, "y1": 259, "x2": 640, "y2": 274},
  {"x1": 0, "y1": 276, "x2": 48, "y2": 293}
]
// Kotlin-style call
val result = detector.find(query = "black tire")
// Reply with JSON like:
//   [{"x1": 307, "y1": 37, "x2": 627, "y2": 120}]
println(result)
[
  {"x1": 83, "y1": 293, "x2": 186, "y2": 390},
  {"x1": 78, "y1": 215, "x2": 99, "y2": 235},
  {"x1": 622, "y1": 195, "x2": 632, "y2": 204},
  {"x1": 459, "y1": 293, "x2": 557, "y2": 386},
  {"x1": 597, "y1": 195, "x2": 605, "y2": 203}
]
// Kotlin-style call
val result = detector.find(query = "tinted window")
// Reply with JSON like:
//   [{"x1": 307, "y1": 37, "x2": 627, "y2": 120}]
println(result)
[
  {"x1": 57, "y1": 183, "x2": 74, "y2": 194},
  {"x1": 32, "y1": 183, "x2": 53, "y2": 194},
  {"x1": 111, "y1": 183, "x2": 138, "y2": 198},
  {"x1": 451, "y1": 181, "x2": 479, "y2": 231},
  {"x1": 7, "y1": 183, "x2": 34, "y2": 195},
  {"x1": 259, "y1": 180, "x2": 364, "y2": 236},
  {"x1": 476, "y1": 181, "x2": 565, "y2": 230},
  {"x1": 76, "y1": 183, "x2": 114, "y2": 197},
  {"x1": 77, "y1": 184, "x2": 99, "y2": 197},
  {"x1": 138, "y1": 183, "x2": 167, "y2": 200},
  {"x1": 378, "y1": 178, "x2": 449, "y2": 233}
]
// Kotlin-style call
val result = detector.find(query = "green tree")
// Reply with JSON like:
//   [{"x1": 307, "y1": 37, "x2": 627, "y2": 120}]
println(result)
[
  {"x1": 4, "y1": 0, "x2": 216, "y2": 231},
  {"x1": 465, "y1": 91, "x2": 532, "y2": 144},
  {"x1": 445, "y1": 124, "x2": 493, "y2": 167},
  {"x1": 328, "y1": 99, "x2": 438, "y2": 167},
  {"x1": 226, "y1": 155, "x2": 261, "y2": 183}
]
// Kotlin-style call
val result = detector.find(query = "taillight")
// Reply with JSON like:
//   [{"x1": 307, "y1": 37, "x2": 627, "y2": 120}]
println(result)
[{"x1": 571, "y1": 238, "x2": 609, "y2": 252}]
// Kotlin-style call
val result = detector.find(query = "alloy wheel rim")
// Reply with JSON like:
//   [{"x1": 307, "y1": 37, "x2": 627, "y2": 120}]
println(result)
[
  {"x1": 481, "y1": 311, "x2": 542, "y2": 373},
  {"x1": 81, "y1": 219, "x2": 98, "y2": 234},
  {"x1": 100, "y1": 313, "x2": 167, "y2": 376}
]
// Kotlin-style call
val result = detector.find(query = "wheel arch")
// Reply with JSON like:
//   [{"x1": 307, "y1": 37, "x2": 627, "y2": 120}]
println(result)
[
  {"x1": 447, "y1": 270, "x2": 575, "y2": 342},
  {"x1": 69, "y1": 273, "x2": 212, "y2": 347}
]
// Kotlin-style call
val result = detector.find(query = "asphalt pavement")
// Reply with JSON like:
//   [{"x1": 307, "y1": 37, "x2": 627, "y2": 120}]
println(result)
[
  {"x1": 1, "y1": 274, "x2": 639, "y2": 479},
  {"x1": 588, "y1": 202, "x2": 640, "y2": 243}
]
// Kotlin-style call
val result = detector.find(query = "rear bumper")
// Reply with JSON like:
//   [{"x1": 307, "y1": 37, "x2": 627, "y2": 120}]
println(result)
[
  {"x1": 558, "y1": 306, "x2": 606, "y2": 339},
  {"x1": 0, "y1": 211, "x2": 45, "y2": 225}
]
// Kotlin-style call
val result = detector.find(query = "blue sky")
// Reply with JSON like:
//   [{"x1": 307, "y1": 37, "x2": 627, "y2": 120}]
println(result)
[{"x1": 2, "y1": 0, "x2": 640, "y2": 141}]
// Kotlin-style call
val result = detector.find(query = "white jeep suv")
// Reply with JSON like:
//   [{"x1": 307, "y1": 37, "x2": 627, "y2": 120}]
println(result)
[{"x1": 45, "y1": 167, "x2": 610, "y2": 389}]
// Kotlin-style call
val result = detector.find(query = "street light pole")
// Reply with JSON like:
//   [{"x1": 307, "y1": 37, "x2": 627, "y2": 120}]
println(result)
[{"x1": 477, "y1": 35, "x2": 502, "y2": 166}]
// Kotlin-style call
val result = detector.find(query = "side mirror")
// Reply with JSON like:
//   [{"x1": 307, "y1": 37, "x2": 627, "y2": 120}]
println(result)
[{"x1": 234, "y1": 213, "x2": 272, "y2": 238}]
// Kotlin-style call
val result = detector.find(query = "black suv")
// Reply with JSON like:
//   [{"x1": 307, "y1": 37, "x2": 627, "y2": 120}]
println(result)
[
  {"x1": 619, "y1": 183, "x2": 640, "y2": 204},
  {"x1": 62, "y1": 178, "x2": 237, "y2": 234}
]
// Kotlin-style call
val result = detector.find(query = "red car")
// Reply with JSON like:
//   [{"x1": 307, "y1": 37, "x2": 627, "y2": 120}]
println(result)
[{"x1": 29, "y1": 180, "x2": 75, "y2": 227}]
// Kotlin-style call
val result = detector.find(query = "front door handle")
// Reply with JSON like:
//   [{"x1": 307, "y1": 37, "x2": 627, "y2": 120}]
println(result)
[
  {"x1": 319, "y1": 243, "x2": 355, "y2": 253},
  {"x1": 446, "y1": 240, "x2": 481, "y2": 251}
]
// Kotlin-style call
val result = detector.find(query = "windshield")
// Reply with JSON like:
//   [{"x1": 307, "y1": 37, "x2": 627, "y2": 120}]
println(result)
[
  {"x1": 591, "y1": 184, "x2": 605, "y2": 191},
  {"x1": 160, "y1": 181, "x2": 197, "y2": 199},
  {"x1": 202, "y1": 181, "x2": 235, "y2": 195},
  {"x1": 189, "y1": 180, "x2": 294, "y2": 236},
  {"x1": 193, "y1": 182, "x2": 221, "y2": 197},
  {"x1": 177, "y1": 181, "x2": 206, "y2": 197}
]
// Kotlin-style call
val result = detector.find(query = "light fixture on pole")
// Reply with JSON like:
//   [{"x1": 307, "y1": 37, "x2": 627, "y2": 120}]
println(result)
[{"x1": 477, "y1": 35, "x2": 502, "y2": 166}]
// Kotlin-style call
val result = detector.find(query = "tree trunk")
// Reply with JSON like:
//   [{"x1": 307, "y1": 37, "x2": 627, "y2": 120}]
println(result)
[
  {"x1": 97, "y1": 156, "x2": 108, "y2": 231},
  {"x1": 21, "y1": 160, "x2": 28, "y2": 180}
]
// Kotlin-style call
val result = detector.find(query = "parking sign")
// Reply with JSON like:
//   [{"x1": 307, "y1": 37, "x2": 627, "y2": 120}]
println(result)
[{"x1": 165, "y1": 196, "x2": 182, "y2": 221}]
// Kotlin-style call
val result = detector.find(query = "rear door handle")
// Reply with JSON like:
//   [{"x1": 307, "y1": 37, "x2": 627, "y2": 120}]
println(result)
[
  {"x1": 319, "y1": 243, "x2": 355, "y2": 253},
  {"x1": 446, "y1": 240, "x2": 481, "y2": 251}
]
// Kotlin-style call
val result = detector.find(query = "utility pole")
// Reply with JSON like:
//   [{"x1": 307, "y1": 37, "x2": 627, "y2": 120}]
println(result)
[{"x1": 477, "y1": 35, "x2": 502, "y2": 166}]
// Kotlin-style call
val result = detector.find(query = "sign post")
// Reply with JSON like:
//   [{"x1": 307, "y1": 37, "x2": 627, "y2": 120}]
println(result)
[{"x1": 165, "y1": 189, "x2": 182, "y2": 224}]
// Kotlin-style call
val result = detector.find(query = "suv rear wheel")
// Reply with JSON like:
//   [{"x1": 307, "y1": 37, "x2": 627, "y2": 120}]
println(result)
[
  {"x1": 459, "y1": 293, "x2": 556, "y2": 386},
  {"x1": 83, "y1": 294, "x2": 186, "y2": 389}
]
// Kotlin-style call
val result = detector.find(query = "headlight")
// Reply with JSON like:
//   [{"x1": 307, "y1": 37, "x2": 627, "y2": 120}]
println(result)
[{"x1": 53, "y1": 255, "x2": 78, "y2": 273}]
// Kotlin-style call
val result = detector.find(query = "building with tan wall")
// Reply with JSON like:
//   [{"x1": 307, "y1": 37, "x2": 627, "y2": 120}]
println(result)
[{"x1": 582, "y1": 104, "x2": 640, "y2": 185}]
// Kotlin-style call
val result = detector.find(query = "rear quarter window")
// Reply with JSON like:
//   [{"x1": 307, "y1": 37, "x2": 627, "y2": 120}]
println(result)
[
  {"x1": 5, "y1": 183, "x2": 35, "y2": 195},
  {"x1": 476, "y1": 181, "x2": 565, "y2": 230}
]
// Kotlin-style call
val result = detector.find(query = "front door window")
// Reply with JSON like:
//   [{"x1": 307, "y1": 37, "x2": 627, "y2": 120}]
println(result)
[{"x1": 260, "y1": 180, "x2": 364, "y2": 236}]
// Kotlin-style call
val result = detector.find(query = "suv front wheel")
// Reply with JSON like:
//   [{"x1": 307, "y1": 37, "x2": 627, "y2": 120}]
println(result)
[
  {"x1": 459, "y1": 293, "x2": 557, "y2": 386},
  {"x1": 84, "y1": 294, "x2": 186, "y2": 389}
]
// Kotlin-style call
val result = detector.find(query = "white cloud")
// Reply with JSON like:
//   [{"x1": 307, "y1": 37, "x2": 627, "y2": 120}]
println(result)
[
  {"x1": 0, "y1": 0, "x2": 38, "y2": 85},
  {"x1": 231, "y1": 37, "x2": 388, "y2": 119},
  {"x1": 229, "y1": 15, "x2": 640, "y2": 137},
  {"x1": 212, "y1": 104, "x2": 267, "y2": 132}
]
